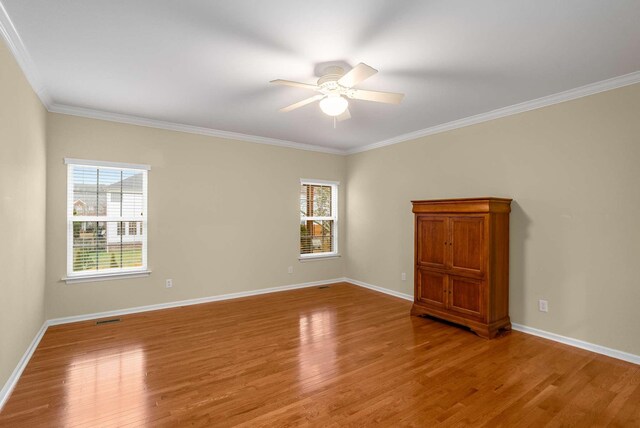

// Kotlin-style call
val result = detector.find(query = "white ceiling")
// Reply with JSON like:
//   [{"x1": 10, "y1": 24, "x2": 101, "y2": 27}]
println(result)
[{"x1": 2, "y1": 0, "x2": 640, "y2": 152}]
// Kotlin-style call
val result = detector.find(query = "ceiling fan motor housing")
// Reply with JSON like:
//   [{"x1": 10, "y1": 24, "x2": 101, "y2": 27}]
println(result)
[
  {"x1": 318, "y1": 66, "x2": 344, "y2": 93},
  {"x1": 317, "y1": 66, "x2": 345, "y2": 85}
]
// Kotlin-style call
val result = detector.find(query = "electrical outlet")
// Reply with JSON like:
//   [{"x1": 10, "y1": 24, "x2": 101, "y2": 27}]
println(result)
[
  {"x1": 538, "y1": 299, "x2": 548, "y2": 312},
  {"x1": 287, "y1": 266, "x2": 293, "y2": 274},
  {"x1": 401, "y1": 272, "x2": 407, "y2": 281},
  {"x1": 166, "y1": 279, "x2": 173, "y2": 288}
]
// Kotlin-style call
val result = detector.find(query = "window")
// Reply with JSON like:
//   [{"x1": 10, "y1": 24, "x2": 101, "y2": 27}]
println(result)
[
  {"x1": 300, "y1": 180, "x2": 338, "y2": 258},
  {"x1": 65, "y1": 159, "x2": 149, "y2": 280}
]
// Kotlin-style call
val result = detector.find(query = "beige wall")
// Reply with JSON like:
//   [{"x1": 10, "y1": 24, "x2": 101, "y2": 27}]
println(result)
[
  {"x1": 0, "y1": 40, "x2": 47, "y2": 389},
  {"x1": 45, "y1": 114, "x2": 346, "y2": 318},
  {"x1": 346, "y1": 83, "x2": 640, "y2": 355},
  {"x1": 3, "y1": 33, "x2": 639, "y2": 388}
]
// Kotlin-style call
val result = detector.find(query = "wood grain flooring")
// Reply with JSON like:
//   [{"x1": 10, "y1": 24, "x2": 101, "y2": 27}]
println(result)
[{"x1": 0, "y1": 282, "x2": 638, "y2": 427}]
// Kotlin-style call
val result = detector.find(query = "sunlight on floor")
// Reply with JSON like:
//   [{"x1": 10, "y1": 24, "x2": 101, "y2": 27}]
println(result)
[
  {"x1": 298, "y1": 310, "x2": 337, "y2": 393},
  {"x1": 63, "y1": 345, "x2": 147, "y2": 426}
]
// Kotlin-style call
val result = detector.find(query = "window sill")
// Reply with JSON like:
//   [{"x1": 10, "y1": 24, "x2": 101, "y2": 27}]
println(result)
[
  {"x1": 63, "y1": 270, "x2": 152, "y2": 284},
  {"x1": 298, "y1": 253, "x2": 341, "y2": 262}
]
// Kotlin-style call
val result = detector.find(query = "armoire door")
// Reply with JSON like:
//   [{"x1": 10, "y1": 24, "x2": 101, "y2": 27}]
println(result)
[
  {"x1": 447, "y1": 276, "x2": 484, "y2": 319},
  {"x1": 416, "y1": 216, "x2": 447, "y2": 270},
  {"x1": 449, "y1": 216, "x2": 485, "y2": 277},
  {"x1": 416, "y1": 268, "x2": 446, "y2": 308}
]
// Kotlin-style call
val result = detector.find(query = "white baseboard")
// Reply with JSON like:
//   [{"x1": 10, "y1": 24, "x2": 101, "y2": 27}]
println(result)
[
  {"x1": 0, "y1": 321, "x2": 48, "y2": 410},
  {"x1": 47, "y1": 277, "x2": 346, "y2": 326},
  {"x1": 343, "y1": 278, "x2": 640, "y2": 366},
  {"x1": 511, "y1": 323, "x2": 640, "y2": 365},
  {"x1": 345, "y1": 277, "x2": 413, "y2": 301},
  {"x1": 0, "y1": 277, "x2": 346, "y2": 409},
  {"x1": 3, "y1": 277, "x2": 638, "y2": 410}
]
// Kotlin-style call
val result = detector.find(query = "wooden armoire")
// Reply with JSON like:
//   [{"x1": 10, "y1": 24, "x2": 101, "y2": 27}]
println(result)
[{"x1": 411, "y1": 197, "x2": 512, "y2": 338}]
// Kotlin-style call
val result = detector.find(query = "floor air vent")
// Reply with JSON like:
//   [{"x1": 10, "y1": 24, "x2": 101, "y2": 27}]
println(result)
[
  {"x1": 318, "y1": 285, "x2": 330, "y2": 289},
  {"x1": 96, "y1": 318, "x2": 121, "y2": 325}
]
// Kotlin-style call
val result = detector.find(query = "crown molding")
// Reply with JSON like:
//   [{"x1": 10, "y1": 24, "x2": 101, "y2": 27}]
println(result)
[
  {"x1": 48, "y1": 72, "x2": 640, "y2": 157},
  {"x1": 347, "y1": 71, "x2": 640, "y2": 155},
  {"x1": 0, "y1": 0, "x2": 343, "y2": 156},
  {"x1": 48, "y1": 103, "x2": 345, "y2": 155},
  {"x1": 2, "y1": 0, "x2": 639, "y2": 156},
  {"x1": 0, "y1": 0, "x2": 52, "y2": 106}
]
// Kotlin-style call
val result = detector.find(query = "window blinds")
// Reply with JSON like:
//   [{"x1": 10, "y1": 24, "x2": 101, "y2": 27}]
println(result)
[{"x1": 66, "y1": 160, "x2": 148, "y2": 276}]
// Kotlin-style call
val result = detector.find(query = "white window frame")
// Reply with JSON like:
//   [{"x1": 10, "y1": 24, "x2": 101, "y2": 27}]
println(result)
[
  {"x1": 63, "y1": 158, "x2": 151, "y2": 283},
  {"x1": 299, "y1": 179, "x2": 339, "y2": 260}
]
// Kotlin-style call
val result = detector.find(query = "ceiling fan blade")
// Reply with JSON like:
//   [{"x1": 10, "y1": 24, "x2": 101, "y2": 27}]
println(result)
[
  {"x1": 270, "y1": 79, "x2": 319, "y2": 91},
  {"x1": 337, "y1": 108, "x2": 351, "y2": 122},
  {"x1": 338, "y1": 63, "x2": 378, "y2": 88},
  {"x1": 350, "y1": 89, "x2": 404, "y2": 104},
  {"x1": 279, "y1": 94, "x2": 324, "y2": 112}
]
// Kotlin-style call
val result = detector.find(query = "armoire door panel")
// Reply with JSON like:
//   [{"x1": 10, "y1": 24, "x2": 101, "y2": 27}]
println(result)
[
  {"x1": 416, "y1": 269, "x2": 446, "y2": 308},
  {"x1": 417, "y1": 216, "x2": 447, "y2": 269},
  {"x1": 450, "y1": 216, "x2": 485, "y2": 276},
  {"x1": 448, "y1": 276, "x2": 484, "y2": 319}
]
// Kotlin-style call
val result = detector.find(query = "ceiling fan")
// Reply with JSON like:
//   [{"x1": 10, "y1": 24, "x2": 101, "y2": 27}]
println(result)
[{"x1": 270, "y1": 63, "x2": 404, "y2": 121}]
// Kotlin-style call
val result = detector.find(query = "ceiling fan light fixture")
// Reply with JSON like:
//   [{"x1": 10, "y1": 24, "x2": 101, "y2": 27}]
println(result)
[
  {"x1": 319, "y1": 95, "x2": 349, "y2": 116},
  {"x1": 272, "y1": 63, "x2": 404, "y2": 120}
]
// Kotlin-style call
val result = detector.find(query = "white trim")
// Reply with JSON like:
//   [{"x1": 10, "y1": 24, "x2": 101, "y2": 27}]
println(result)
[
  {"x1": 67, "y1": 215, "x2": 146, "y2": 222},
  {"x1": 66, "y1": 165, "x2": 73, "y2": 275},
  {"x1": 299, "y1": 216, "x2": 337, "y2": 222},
  {"x1": 511, "y1": 323, "x2": 640, "y2": 366},
  {"x1": 0, "y1": 1, "x2": 52, "y2": 106},
  {"x1": 344, "y1": 278, "x2": 413, "y2": 301},
  {"x1": 299, "y1": 178, "x2": 341, "y2": 186},
  {"x1": 0, "y1": 277, "x2": 344, "y2": 408},
  {"x1": 300, "y1": 180, "x2": 339, "y2": 257},
  {"x1": 343, "y1": 278, "x2": 640, "y2": 365},
  {"x1": 64, "y1": 158, "x2": 151, "y2": 171},
  {"x1": 47, "y1": 278, "x2": 346, "y2": 326},
  {"x1": 0, "y1": 0, "x2": 344, "y2": 158},
  {"x1": 66, "y1": 163, "x2": 149, "y2": 279},
  {"x1": 1, "y1": 0, "x2": 639, "y2": 159},
  {"x1": 63, "y1": 270, "x2": 152, "y2": 284},
  {"x1": 3, "y1": 279, "x2": 638, "y2": 409},
  {"x1": 347, "y1": 71, "x2": 640, "y2": 155},
  {"x1": 298, "y1": 253, "x2": 341, "y2": 262},
  {"x1": 142, "y1": 171, "x2": 148, "y2": 269},
  {"x1": 0, "y1": 321, "x2": 48, "y2": 411},
  {"x1": 49, "y1": 104, "x2": 344, "y2": 155},
  {"x1": 49, "y1": 72, "x2": 640, "y2": 156}
]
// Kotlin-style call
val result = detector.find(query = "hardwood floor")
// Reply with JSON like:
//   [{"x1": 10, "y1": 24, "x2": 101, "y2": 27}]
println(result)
[{"x1": 1, "y1": 282, "x2": 638, "y2": 427}]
